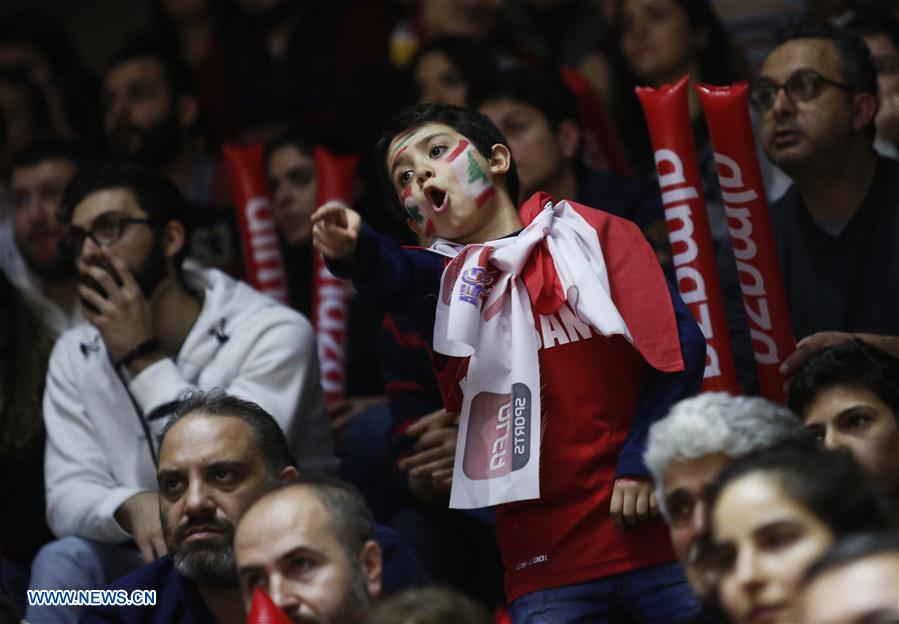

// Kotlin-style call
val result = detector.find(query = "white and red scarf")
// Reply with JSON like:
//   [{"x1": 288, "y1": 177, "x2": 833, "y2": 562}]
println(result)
[{"x1": 430, "y1": 198, "x2": 634, "y2": 509}]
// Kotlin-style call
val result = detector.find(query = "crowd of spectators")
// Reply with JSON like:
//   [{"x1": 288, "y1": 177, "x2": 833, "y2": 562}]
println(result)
[{"x1": 1, "y1": 1, "x2": 898, "y2": 623}]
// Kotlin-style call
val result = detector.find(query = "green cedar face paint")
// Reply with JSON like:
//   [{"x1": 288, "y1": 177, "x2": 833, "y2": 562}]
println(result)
[{"x1": 450, "y1": 140, "x2": 495, "y2": 209}]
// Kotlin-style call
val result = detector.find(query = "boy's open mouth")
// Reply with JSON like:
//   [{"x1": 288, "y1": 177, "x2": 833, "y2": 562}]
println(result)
[{"x1": 426, "y1": 186, "x2": 448, "y2": 213}]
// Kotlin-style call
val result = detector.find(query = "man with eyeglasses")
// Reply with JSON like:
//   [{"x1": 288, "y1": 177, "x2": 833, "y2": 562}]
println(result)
[
  {"x1": 25, "y1": 162, "x2": 335, "y2": 623},
  {"x1": 722, "y1": 21, "x2": 899, "y2": 385},
  {"x1": 643, "y1": 393, "x2": 802, "y2": 622},
  {"x1": 6, "y1": 140, "x2": 84, "y2": 333}
]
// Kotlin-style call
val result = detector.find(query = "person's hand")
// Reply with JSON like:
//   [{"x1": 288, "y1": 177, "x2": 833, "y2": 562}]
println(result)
[
  {"x1": 327, "y1": 396, "x2": 384, "y2": 435},
  {"x1": 311, "y1": 202, "x2": 362, "y2": 264},
  {"x1": 779, "y1": 331, "x2": 854, "y2": 380},
  {"x1": 114, "y1": 491, "x2": 167, "y2": 563},
  {"x1": 399, "y1": 410, "x2": 458, "y2": 500},
  {"x1": 610, "y1": 477, "x2": 659, "y2": 530},
  {"x1": 77, "y1": 249, "x2": 164, "y2": 366}
]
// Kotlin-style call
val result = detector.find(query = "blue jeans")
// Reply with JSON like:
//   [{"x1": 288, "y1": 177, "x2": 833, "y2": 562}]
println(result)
[
  {"x1": 508, "y1": 561, "x2": 701, "y2": 624},
  {"x1": 25, "y1": 537, "x2": 144, "y2": 623}
]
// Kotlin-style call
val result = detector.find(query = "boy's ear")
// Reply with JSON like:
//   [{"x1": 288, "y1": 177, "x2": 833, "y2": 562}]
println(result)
[{"x1": 488, "y1": 143, "x2": 512, "y2": 176}]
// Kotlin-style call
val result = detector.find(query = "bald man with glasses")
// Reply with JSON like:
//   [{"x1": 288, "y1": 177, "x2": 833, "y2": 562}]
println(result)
[{"x1": 720, "y1": 21, "x2": 899, "y2": 389}]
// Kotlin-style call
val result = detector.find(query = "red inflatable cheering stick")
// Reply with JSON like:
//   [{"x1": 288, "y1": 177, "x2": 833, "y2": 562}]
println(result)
[
  {"x1": 222, "y1": 144, "x2": 288, "y2": 304},
  {"x1": 313, "y1": 147, "x2": 358, "y2": 404},
  {"x1": 697, "y1": 82, "x2": 796, "y2": 402},
  {"x1": 636, "y1": 77, "x2": 741, "y2": 393},
  {"x1": 246, "y1": 587, "x2": 292, "y2": 624}
]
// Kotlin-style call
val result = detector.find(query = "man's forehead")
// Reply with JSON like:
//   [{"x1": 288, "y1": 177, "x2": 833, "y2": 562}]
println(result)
[
  {"x1": 11, "y1": 158, "x2": 76, "y2": 185},
  {"x1": 72, "y1": 187, "x2": 144, "y2": 224},
  {"x1": 762, "y1": 38, "x2": 841, "y2": 78},
  {"x1": 159, "y1": 413, "x2": 261, "y2": 466},
  {"x1": 237, "y1": 490, "x2": 332, "y2": 552},
  {"x1": 106, "y1": 56, "x2": 167, "y2": 86}
]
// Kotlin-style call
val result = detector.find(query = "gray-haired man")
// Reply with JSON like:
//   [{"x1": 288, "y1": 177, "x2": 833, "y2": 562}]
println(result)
[{"x1": 644, "y1": 392, "x2": 802, "y2": 601}]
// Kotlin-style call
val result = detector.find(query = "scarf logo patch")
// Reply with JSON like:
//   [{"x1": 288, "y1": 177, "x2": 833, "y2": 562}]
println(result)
[
  {"x1": 462, "y1": 383, "x2": 532, "y2": 480},
  {"x1": 458, "y1": 266, "x2": 491, "y2": 305}
]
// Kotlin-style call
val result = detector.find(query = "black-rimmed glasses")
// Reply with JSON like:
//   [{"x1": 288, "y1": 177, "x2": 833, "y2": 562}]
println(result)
[
  {"x1": 60, "y1": 212, "x2": 159, "y2": 257},
  {"x1": 750, "y1": 68, "x2": 856, "y2": 112}
]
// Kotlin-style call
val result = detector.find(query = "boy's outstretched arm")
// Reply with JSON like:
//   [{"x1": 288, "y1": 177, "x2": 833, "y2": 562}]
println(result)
[{"x1": 311, "y1": 201, "x2": 362, "y2": 265}]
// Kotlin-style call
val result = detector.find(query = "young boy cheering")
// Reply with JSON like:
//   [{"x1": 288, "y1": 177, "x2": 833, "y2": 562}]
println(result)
[{"x1": 313, "y1": 103, "x2": 705, "y2": 623}]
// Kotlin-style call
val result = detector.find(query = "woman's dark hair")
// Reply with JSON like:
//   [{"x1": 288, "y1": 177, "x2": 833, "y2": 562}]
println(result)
[
  {"x1": 408, "y1": 36, "x2": 499, "y2": 103},
  {"x1": 374, "y1": 103, "x2": 520, "y2": 220},
  {"x1": 709, "y1": 438, "x2": 894, "y2": 538},
  {"x1": 604, "y1": 0, "x2": 748, "y2": 173},
  {"x1": 787, "y1": 338, "x2": 899, "y2": 423}
]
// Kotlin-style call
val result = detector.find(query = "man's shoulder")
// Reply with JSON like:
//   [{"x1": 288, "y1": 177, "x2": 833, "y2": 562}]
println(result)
[
  {"x1": 198, "y1": 268, "x2": 313, "y2": 334},
  {"x1": 105, "y1": 555, "x2": 180, "y2": 592},
  {"x1": 49, "y1": 324, "x2": 105, "y2": 368}
]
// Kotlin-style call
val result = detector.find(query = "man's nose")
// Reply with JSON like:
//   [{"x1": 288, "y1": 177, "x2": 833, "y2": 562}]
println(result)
[
  {"x1": 689, "y1": 499, "x2": 707, "y2": 537},
  {"x1": 184, "y1": 479, "x2": 215, "y2": 516},
  {"x1": 771, "y1": 86, "x2": 796, "y2": 117},
  {"x1": 269, "y1": 575, "x2": 300, "y2": 613},
  {"x1": 79, "y1": 235, "x2": 103, "y2": 261}
]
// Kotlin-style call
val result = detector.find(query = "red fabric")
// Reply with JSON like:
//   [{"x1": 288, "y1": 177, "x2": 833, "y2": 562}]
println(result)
[{"x1": 436, "y1": 194, "x2": 682, "y2": 600}]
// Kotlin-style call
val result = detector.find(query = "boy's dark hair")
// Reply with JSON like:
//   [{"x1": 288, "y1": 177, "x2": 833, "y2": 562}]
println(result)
[
  {"x1": 374, "y1": 103, "x2": 520, "y2": 221},
  {"x1": 11, "y1": 139, "x2": 85, "y2": 173},
  {"x1": 709, "y1": 438, "x2": 893, "y2": 538},
  {"x1": 408, "y1": 36, "x2": 498, "y2": 102},
  {"x1": 468, "y1": 65, "x2": 581, "y2": 133},
  {"x1": 803, "y1": 531, "x2": 899, "y2": 585},
  {"x1": 778, "y1": 20, "x2": 878, "y2": 139},
  {"x1": 105, "y1": 32, "x2": 195, "y2": 99},
  {"x1": 159, "y1": 390, "x2": 295, "y2": 476},
  {"x1": 787, "y1": 339, "x2": 899, "y2": 423},
  {"x1": 59, "y1": 162, "x2": 189, "y2": 276}
]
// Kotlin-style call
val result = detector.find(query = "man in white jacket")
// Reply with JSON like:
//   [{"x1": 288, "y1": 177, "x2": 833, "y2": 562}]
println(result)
[{"x1": 26, "y1": 162, "x2": 334, "y2": 623}]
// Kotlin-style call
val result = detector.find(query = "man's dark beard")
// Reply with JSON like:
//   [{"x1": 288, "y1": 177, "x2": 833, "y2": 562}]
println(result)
[
  {"x1": 164, "y1": 512, "x2": 238, "y2": 589},
  {"x1": 78, "y1": 236, "x2": 168, "y2": 315},
  {"x1": 108, "y1": 105, "x2": 183, "y2": 168}
]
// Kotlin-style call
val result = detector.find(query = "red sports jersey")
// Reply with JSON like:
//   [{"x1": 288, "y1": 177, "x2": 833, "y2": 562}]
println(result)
[{"x1": 437, "y1": 194, "x2": 687, "y2": 601}]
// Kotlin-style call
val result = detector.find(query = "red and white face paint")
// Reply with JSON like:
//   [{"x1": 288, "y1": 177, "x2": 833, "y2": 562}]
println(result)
[
  {"x1": 636, "y1": 77, "x2": 741, "y2": 394},
  {"x1": 446, "y1": 139, "x2": 496, "y2": 211},
  {"x1": 392, "y1": 130, "x2": 497, "y2": 239},
  {"x1": 698, "y1": 82, "x2": 795, "y2": 403}
]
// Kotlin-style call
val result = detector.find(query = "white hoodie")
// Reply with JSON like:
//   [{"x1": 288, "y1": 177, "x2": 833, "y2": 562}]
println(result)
[{"x1": 43, "y1": 267, "x2": 335, "y2": 543}]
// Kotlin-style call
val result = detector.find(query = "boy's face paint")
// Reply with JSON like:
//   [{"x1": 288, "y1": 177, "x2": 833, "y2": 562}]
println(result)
[
  {"x1": 448, "y1": 140, "x2": 496, "y2": 210},
  {"x1": 387, "y1": 123, "x2": 500, "y2": 242}
]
